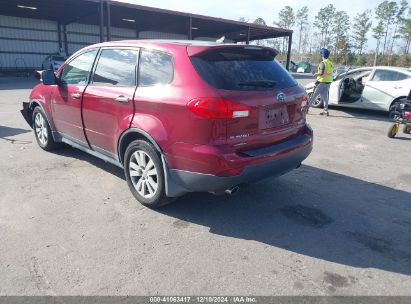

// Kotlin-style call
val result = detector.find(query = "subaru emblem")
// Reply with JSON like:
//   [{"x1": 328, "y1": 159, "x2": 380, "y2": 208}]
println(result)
[{"x1": 277, "y1": 92, "x2": 286, "y2": 102}]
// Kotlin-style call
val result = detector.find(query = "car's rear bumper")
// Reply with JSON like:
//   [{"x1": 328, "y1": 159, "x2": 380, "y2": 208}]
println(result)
[{"x1": 164, "y1": 126, "x2": 313, "y2": 197}]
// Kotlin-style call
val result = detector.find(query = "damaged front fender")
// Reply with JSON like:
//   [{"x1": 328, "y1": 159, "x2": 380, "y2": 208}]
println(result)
[{"x1": 20, "y1": 101, "x2": 33, "y2": 128}]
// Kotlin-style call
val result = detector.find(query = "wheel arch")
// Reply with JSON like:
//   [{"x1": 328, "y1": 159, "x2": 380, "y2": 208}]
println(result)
[
  {"x1": 117, "y1": 128, "x2": 163, "y2": 165},
  {"x1": 117, "y1": 128, "x2": 187, "y2": 198},
  {"x1": 26, "y1": 100, "x2": 52, "y2": 128},
  {"x1": 389, "y1": 96, "x2": 407, "y2": 110}
]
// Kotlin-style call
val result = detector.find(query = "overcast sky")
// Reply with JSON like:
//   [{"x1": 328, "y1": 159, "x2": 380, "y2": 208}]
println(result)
[{"x1": 122, "y1": 0, "x2": 409, "y2": 51}]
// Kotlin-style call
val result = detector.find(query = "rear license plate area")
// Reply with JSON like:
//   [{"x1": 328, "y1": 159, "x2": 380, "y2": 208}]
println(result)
[{"x1": 259, "y1": 106, "x2": 290, "y2": 129}]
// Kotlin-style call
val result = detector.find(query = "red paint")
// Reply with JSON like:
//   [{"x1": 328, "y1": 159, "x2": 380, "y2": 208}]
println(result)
[{"x1": 29, "y1": 40, "x2": 312, "y2": 177}]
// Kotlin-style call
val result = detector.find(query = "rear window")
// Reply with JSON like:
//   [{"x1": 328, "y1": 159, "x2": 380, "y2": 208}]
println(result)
[
  {"x1": 190, "y1": 47, "x2": 297, "y2": 91},
  {"x1": 372, "y1": 70, "x2": 410, "y2": 81},
  {"x1": 138, "y1": 49, "x2": 173, "y2": 86}
]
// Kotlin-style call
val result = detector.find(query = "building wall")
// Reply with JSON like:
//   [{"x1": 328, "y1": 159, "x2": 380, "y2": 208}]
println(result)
[
  {"x1": 0, "y1": 15, "x2": 60, "y2": 70},
  {"x1": 0, "y1": 14, "x2": 233, "y2": 70},
  {"x1": 66, "y1": 23, "x2": 137, "y2": 55},
  {"x1": 138, "y1": 31, "x2": 188, "y2": 40}
]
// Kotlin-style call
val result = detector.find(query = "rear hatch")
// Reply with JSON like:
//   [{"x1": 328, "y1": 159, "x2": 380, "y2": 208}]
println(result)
[{"x1": 189, "y1": 45, "x2": 306, "y2": 151}]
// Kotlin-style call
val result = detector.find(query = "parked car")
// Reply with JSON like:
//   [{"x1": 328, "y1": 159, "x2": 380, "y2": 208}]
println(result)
[
  {"x1": 278, "y1": 60, "x2": 298, "y2": 72},
  {"x1": 21, "y1": 40, "x2": 313, "y2": 208},
  {"x1": 305, "y1": 66, "x2": 411, "y2": 116},
  {"x1": 296, "y1": 61, "x2": 312, "y2": 73},
  {"x1": 333, "y1": 65, "x2": 351, "y2": 79},
  {"x1": 41, "y1": 55, "x2": 66, "y2": 71}
]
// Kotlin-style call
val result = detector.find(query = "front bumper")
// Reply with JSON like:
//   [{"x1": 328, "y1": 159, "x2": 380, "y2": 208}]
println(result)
[
  {"x1": 20, "y1": 101, "x2": 33, "y2": 128},
  {"x1": 164, "y1": 131, "x2": 313, "y2": 197}
]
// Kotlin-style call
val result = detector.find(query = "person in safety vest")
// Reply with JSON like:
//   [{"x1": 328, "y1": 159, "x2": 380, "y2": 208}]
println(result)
[{"x1": 309, "y1": 48, "x2": 333, "y2": 116}]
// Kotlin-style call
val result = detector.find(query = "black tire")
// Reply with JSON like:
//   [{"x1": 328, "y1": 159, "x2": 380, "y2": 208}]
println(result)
[
  {"x1": 124, "y1": 140, "x2": 171, "y2": 208},
  {"x1": 308, "y1": 93, "x2": 323, "y2": 108},
  {"x1": 387, "y1": 123, "x2": 399, "y2": 138},
  {"x1": 32, "y1": 107, "x2": 58, "y2": 151},
  {"x1": 389, "y1": 101, "x2": 401, "y2": 121}
]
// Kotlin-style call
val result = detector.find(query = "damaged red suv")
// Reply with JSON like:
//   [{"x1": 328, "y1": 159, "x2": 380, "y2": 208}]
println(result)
[{"x1": 21, "y1": 40, "x2": 313, "y2": 208}]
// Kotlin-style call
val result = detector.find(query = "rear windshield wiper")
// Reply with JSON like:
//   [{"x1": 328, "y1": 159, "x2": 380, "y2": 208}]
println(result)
[{"x1": 238, "y1": 80, "x2": 277, "y2": 88}]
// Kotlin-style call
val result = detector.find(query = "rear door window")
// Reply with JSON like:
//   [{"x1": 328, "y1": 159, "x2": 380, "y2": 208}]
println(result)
[
  {"x1": 138, "y1": 49, "x2": 173, "y2": 86},
  {"x1": 190, "y1": 47, "x2": 297, "y2": 91},
  {"x1": 92, "y1": 48, "x2": 139, "y2": 86},
  {"x1": 372, "y1": 70, "x2": 410, "y2": 81}
]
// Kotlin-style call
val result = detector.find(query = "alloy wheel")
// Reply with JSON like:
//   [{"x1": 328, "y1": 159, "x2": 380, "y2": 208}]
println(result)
[
  {"x1": 129, "y1": 150, "x2": 158, "y2": 199},
  {"x1": 34, "y1": 112, "x2": 48, "y2": 146}
]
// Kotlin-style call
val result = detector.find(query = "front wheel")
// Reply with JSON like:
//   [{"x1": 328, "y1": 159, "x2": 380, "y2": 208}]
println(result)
[
  {"x1": 387, "y1": 123, "x2": 400, "y2": 138},
  {"x1": 124, "y1": 140, "x2": 171, "y2": 208},
  {"x1": 32, "y1": 107, "x2": 58, "y2": 151}
]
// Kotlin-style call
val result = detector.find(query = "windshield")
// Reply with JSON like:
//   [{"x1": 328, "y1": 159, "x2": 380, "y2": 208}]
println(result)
[{"x1": 190, "y1": 47, "x2": 297, "y2": 91}]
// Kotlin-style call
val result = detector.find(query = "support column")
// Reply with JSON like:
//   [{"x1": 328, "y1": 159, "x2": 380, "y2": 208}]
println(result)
[
  {"x1": 188, "y1": 17, "x2": 193, "y2": 40},
  {"x1": 246, "y1": 27, "x2": 250, "y2": 44},
  {"x1": 286, "y1": 34, "x2": 292, "y2": 71},
  {"x1": 99, "y1": 0, "x2": 104, "y2": 42},
  {"x1": 62, "y1": 24, "x2": 68, "y2": 56},
  {"x1": 106, "y1": 1, "x2": 111, "y2": 41},
  {"x1": 57, "y1": 23, "x2": 62, "y2": 53}
]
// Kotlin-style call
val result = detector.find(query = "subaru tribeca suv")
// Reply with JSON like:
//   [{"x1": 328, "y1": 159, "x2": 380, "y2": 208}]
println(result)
[{"x1": 21, "y1": 40, "x2": 313, "y2": 208}]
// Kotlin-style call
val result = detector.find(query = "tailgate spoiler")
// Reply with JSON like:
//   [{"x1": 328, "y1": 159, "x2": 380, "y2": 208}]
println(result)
[{"x1": 187, "y1": 44, "x2": 278, "y2": 58}]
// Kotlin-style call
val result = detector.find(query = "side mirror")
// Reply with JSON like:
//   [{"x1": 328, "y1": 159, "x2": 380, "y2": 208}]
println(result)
[{"x1": 42, "y1": 70, "x2": 58, "y2": 85}]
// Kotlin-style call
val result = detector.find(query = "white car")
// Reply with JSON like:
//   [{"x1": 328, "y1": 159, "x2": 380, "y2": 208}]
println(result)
[
  {"x1": 305, "y1": 66, "x2": 411, "y2": 115},
  {"x1": 41, "y1": 55, "x2": 66, "y2": 71}
]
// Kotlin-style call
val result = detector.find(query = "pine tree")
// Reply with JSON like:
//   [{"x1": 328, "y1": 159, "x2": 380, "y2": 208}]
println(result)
[
  {"x1": 296, "y1": 6, "x2": 309, "y2": 55},
  {"x1": 352, "y1": 10, "x2": 372, "y2": 55}
]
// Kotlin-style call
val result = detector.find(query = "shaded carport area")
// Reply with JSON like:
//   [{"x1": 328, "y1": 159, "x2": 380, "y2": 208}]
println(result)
[{"x1": 0, "y1": 0, "x2": 293, "y2": 71}]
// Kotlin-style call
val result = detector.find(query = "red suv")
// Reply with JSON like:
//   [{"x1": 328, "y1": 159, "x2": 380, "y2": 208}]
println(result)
[{"x1": 21, "y1": 40, "x2": 313, "y2": 208}]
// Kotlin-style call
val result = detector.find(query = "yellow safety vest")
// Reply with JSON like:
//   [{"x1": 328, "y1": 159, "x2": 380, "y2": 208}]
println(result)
[{"x1": 317, "y1": 59, "x2": 333, "y2": 83}]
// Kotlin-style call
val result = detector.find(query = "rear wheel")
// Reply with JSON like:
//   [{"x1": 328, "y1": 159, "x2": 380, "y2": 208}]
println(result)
[
  {"x1": 124, "y1": 140, "x2": 171, "y2": 208},
  {"x1": 387, "y1": 123, "x2": 399, "y2": 138},
  {"x1": 389, "y1": 100, "x2": 402, "y2": 120},
  {"x1": 32, "y1": 107, "x2": 58, "y2": 151},
  {"x1": 308, "y1": 93, "x2": 323, "y2": 108},
  {"x1": 403, "y1": 124, "x2": 411, "y2": 134}
]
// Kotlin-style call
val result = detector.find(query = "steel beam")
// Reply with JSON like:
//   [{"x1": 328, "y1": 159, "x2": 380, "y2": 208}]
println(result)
[
  {"x1": 188, "y1": 17, "x2": 193, "y2": 40},
  {"x1": 286, "y1": 34, "x2": 292, "y2": 71},
  {"x1": 106, "y1": 1, "x2": 111, "y2": 41},
  {"x1": 99, "y1": 0, "x2": 104, "y2": 42}
]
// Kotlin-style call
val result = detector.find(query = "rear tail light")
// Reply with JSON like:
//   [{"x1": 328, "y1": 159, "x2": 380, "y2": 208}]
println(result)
[
  {"x1": 301, "y1": 94, "x2": 308, "y2": 108},
  {"x1": 187, "y1": 98, "x2": 250, "y2": 120},
  {"x1": 301, "y1": 94, "x2": 309, "y2": 113}
]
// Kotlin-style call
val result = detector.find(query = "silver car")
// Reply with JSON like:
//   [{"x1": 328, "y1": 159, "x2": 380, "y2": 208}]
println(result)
[
  {"x1": 305, "y1": 66, "x2": 411, "y2": 116},
  {"x1": 41, "y1": 55, "x2": 66, "y2": 71}
]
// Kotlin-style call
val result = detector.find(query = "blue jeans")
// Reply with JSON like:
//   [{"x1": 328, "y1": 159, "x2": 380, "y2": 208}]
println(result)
[{"x1": 309, "y1": 82, "x2": 330, "y2": 111}]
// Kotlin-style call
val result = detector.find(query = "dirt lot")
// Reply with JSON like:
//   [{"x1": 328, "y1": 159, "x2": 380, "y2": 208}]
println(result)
[{"x1": 0, "y1": 76, "x2": 410, "y2": 296}]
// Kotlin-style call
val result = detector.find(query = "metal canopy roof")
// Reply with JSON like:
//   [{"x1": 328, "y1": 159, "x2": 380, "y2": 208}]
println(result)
[
  {"x1": 0, "y1": 0, "x2": 293, "y2": 69},
  {"x1": 0, "y1": 0, "x2": 292, "y2": 42}
]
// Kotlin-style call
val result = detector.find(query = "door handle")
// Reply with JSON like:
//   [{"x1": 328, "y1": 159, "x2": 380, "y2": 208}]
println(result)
[
  {"x1": 71, "y1": 92, "x2": 81, "y2": 99},
  {"x1": 115, "y1": 96, "x2": 129, "y2": 103}
]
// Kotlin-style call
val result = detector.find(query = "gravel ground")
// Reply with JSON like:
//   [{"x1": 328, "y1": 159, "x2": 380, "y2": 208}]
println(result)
[{"x1": 0, "y1": 76, "x2": 410, "y2": 296}]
